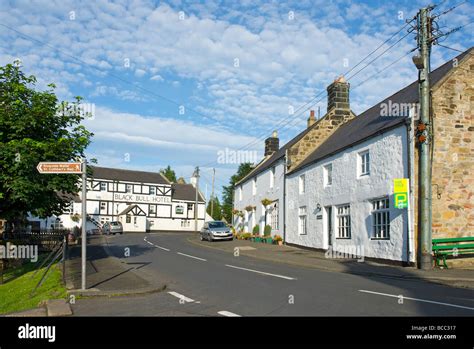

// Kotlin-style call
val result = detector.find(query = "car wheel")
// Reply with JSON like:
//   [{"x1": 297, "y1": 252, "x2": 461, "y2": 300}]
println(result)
[
  {"x1": 208, "y1": 233, "x2": 212, "y2": 242},
  {"x1": 200, "y1": 234, "x2": 204, "y2": 241}
]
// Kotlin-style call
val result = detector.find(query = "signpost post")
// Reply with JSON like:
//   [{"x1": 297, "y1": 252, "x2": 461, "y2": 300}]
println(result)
[{"x1": 37, "y1": 160, "x2": 87, "y2": 290}]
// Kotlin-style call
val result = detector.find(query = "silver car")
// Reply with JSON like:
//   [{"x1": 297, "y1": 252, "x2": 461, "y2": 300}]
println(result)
[
  {"x1": 200, "y1": 221, "x2": 233, "y2": 242},
  {"x1": 103, "y1": 221, "x2": 123, "y2": 235}
]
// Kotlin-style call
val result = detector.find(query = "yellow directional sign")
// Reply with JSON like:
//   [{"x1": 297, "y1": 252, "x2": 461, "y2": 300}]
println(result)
[{"x1": 394, "y1": 178, "x2": 409, "y2": 209}]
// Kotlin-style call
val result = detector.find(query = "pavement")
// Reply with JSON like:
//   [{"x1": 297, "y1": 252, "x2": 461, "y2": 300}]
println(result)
[
  {"x1": 65, "y1": 235, "x2": 167, "y2": 297},
  {"x1": 188, "y1": 235, "x2": 474, "y2": 289},
  {"x1": 69, "y1": 232, "x2": 474, "y2": 316}
]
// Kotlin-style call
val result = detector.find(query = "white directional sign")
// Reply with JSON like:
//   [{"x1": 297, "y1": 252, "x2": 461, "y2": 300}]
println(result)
[{"x1": 37, "y1": 162, "x2": 82, "y2": 174}]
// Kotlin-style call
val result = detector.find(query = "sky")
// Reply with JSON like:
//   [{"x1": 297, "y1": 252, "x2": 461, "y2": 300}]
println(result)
[{"x1": 1, "y1": 0, "x2": 472, "y2": 201}]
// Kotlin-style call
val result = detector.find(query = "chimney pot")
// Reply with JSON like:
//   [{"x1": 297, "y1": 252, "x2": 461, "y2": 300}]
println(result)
[{"x1": 307, "y1": 109, "x2": 317, "y2": 128}]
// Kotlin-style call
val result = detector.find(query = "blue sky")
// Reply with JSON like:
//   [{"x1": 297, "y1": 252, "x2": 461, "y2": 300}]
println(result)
[{"x1": 1, "y1": 0, "x2": 472, "y2": 200}]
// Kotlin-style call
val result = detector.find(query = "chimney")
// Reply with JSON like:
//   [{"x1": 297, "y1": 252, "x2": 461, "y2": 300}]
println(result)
[
  {"x1": 307, "y1": 110, "x2": 316, "y2": 128},
  {"x1": 264, "y1": 130, "x2": 279, "y2": 156},
  {"x1": 327, "y1": 76, "x2": 350, "y2": 114}
]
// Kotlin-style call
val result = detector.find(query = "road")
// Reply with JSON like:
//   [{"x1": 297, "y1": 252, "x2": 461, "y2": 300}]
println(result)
[{"x1": 72, "y1": 232, "x2": 474, "y2": 316}]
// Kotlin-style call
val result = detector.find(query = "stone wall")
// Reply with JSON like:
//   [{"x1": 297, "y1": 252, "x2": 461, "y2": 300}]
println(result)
[{"x1": 413, "y1": 52, "x2": 474, "y2": 244}]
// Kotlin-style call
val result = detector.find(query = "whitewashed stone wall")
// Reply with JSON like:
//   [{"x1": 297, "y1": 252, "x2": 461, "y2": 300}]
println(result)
[{"x1": 286, "y1": 125, "x2": 413, "y2": 263}]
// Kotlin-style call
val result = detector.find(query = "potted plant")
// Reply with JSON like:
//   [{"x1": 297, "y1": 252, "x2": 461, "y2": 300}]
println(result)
[
  {"x1": 274, "y1": 234, "x2": 283, "y2": 246},
  {"x1": 252, "y1": 225, "x2": 261, "y2": 242},
  {"x1": 263, "y1": 225, "x2": 272, "y2": 243}
]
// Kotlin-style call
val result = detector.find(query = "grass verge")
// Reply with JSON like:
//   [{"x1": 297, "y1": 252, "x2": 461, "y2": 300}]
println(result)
[{"x1": 0, "y1": 259, "x2": 67, "y2": 315}]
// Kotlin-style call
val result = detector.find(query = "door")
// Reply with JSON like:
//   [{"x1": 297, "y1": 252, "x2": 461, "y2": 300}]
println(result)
[{"x1": 325, "y1": 206, "x2": 333, "y2": 247}]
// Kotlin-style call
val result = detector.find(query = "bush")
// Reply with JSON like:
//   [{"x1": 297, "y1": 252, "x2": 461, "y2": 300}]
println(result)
[
  {"x1": 252, "y1": 225, "x2": 260, "y2": 235},
  {"x1": 242, "y1": 233, "x2": 252, "y2": 240},
  {"x1": 274, "y1": 234, "x2": 283, "y2": 242},
  {"x1": 264, "y1": 225, "x2": 272, "y2": 237}
]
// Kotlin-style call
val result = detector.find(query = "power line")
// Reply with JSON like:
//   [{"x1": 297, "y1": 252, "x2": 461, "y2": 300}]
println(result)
[{"x1": 199, "y1": 19, "x2": 416, "y2": 168}]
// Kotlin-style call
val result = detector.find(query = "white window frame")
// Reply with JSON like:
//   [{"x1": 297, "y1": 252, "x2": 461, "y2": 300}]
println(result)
[
  {"x1": 359, "y1": 150, "x2": 370, "y2": 177},
  {"x1": 149, "y1": 186, "x2": 155, "y2": 195},
  {"x1": 270, "y1": 202, "x2": 279, "y2": 230},
  {"x1": 299, "y1": 174, "x2": 305, "y2": 194},
  {"x1": 100, "y1": 182, "x2": 107, "y2": 191},
  {"x1": 298, "y1": 206, "x2": 307, "y2": 235},
  {"x1": 270, "y1": 167, "x2": 275, "y2": 188},
  {"x1": 336, "y1": 204, "x2": 351, "y2": 239},
  {"x1": 371, "y1": 197, "x2": 390, "y2": 239},
  {"x1": 126, "y1": 184, "x2": 132, "y2": 193},
  {"x1": 252, "y1": 178, "x2": 257, "y2": 196},
  {"x1": 149, "y1": 205, "x2": 156, "y2": 215},
  {"x1": 324, "y1": 164, "x2": 333, "y2": 187}
]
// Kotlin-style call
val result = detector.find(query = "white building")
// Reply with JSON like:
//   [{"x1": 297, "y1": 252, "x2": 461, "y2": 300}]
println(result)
[
  {"x1": 233, "y1": 48, "x2": 473, "y2": 265},
  {"x1": 29, "y1": 166, "x2": 206, "y2": 233}
]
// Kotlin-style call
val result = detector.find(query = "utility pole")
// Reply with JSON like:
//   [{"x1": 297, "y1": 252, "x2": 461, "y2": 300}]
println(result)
[
  {"x1": 193, "y1": 166, "x2": 200, "y2": 233},
  {"x1": 413, "y1": 6, "x2": 434, "y2": 270},
  {"x1": 81, "y1": 158, "x2": 87, "y2": 290},
  {"x1": 211, "y1": 168, "x2": 215, "y2": 219}
]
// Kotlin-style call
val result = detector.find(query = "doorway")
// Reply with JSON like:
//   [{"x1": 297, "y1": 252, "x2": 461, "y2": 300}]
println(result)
[{"x1": 325, "y1": 206, "x2": 333, "y2": 247}]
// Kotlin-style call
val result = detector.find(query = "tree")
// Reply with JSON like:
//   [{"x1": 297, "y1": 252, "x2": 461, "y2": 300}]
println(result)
[
  {"x1": 0, "y1": 62, "x2": 93, "y2": 226},
  {"x1": 206, "y1": 196, "x2": 222, "y2": 221},
  {"x1": 221, "y1": 162, "x2": 254, "y2": 222},
  {"x1": 160, "y1": 165, "x2": 177, "y2": 183}
]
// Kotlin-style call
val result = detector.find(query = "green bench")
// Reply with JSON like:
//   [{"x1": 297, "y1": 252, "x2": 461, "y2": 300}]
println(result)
[{"x1": 432, "y1": 237, "x2": 474, "y2": 268}]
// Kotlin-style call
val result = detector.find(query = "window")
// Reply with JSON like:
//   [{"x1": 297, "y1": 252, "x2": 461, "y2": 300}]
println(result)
[
  {"x1": 149, "y1": 186, "x2": 155, "y2": 195},
  {"x1": 324, "y1": 164, "x2": 333, "y2": 186},
  {"x1": 100, "y1": 182, "x2": 107, "y2": 191},
  {"x1": 100, "y1": 202, "x2": 106, "y2": 210},
  {"x1": 359, "y1": 150, "x2": 370, "y2": 176},
  {"x1": 336, "y1": 205, "x2": 351, "y2": 239},
  {"x1": 371, "y1": 197, "x2": 390, "y2": 239},
  {"x1": 126, "y1": 215, "x2": 131, "y2": 223},
  {"x1": 126, "y1": 184, "x2": 132, "y2": 193},
  {"x1": 149, "y1": 205, "x2": 156, "y2": 215},
  {"x1": 270, "y1": 202, "x2": 279, "y2": 230},
  {"x1": 252, "y1": 178, "x2": 257, "y2": 195},
  {"x1": 298, "y1": 206, "x2": 307, "y2": 235},
  {"x1": 299, "y1": 175, "x2": 305, "y2": 194},
  {"x1": 134, "y1": 217, "x2": 137, "y2": 224},
  {"x1": 187, "y1": 203, "x2": 193, "y2": 211},
  {"x1": 176, "y1": 205, "x2": 184, "y2": 214},
  {"x1": 270, "y1": 167, "x2": 275, "y2": 188},
  {"x1": 64, "y1": 202, "x2": 74, "y2": 214}
]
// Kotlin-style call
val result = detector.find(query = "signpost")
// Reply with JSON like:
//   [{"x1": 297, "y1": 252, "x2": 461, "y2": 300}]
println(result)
[
  {"x1": 393, "y1": 178, "x2": 409, "y2": 209},
  {"x1": 37, "y1": 160, "x2": 87, "y2": 290}
]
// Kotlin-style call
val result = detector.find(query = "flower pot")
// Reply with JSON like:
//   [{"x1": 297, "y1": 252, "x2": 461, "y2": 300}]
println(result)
[{"x1": 278, "y1": 240, "x2": 283, "y2": 246}]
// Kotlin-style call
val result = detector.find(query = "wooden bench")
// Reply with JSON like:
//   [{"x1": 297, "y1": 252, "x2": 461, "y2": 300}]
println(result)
[{"x1": 432, "y1": 237, "x2": 474, "y2": 268}]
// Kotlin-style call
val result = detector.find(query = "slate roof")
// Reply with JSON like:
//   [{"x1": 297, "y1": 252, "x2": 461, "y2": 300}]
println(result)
[
  {"x1": 289, "y1": 47, "x2": 473, "y2": 173},
  {"x1": 90, "y1": 166, "x2": 170, "y2": 185},
  {"x1": 236, "y1": 116, "x2": 329, "y2": 186},
  {"x1": 172, "y1": 183, "x2": 205, "y2": 203}
]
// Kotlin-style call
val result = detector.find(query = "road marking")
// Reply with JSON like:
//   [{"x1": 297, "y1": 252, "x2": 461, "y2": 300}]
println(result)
[
  {"x1": 359, "y1": 290, "x2": 474, "y2": 311},
  {"x1": 144, "y1": 237, "x2": 170, "y2": 251},
  {"x1": 225, "y1": 264, "x2": 296, "y2": 280},
  {"x1": 177, "y1": 252, "x2": 207, "y2": 261},
  {"x1": 168, "y1": 291, "x2": 195, "y2": 303},
  {"x1": 218, "y1": 310, "x2": 241, "y2": 317}
]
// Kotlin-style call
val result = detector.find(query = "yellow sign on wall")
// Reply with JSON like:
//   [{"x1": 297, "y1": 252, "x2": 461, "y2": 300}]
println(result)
[{"x1": 394, "y1": 178, "x2": 409, "y2": 209}]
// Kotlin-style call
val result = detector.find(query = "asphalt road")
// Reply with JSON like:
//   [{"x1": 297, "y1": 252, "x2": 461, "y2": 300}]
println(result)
[{"x1": 72, "y1": 232, "x2": 474, "y2": 316}]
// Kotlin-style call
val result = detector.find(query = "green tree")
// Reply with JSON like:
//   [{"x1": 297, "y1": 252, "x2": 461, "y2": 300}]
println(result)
[
  {"x1": 160, "y1": 165, "x2": 177, "y2": 183},
  {"x1": 221, "y1": 162, "x2": 254, "y2": 222},
  {"x1": 206, "y1": 196, "x2": 222, "y2": 221},
  {"x1": 0, "y1": 62, "x2": 93, "y2": 226}
]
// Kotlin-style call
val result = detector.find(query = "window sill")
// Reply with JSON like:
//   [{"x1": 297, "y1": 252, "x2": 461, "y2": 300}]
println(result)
[
  {"x1": 336, "y1": 237, "x2": 352, "y2": 240},
  {"x1": 370, "y1": 238, "x2": 390, "y2": 241}
]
